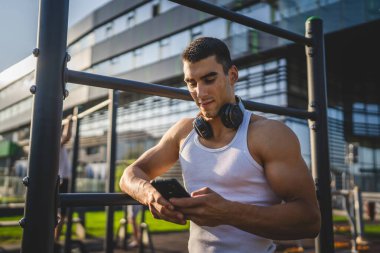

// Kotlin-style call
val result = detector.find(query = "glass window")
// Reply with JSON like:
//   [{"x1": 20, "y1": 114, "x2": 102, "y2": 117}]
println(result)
[
  {"x1": 229, "y1": 31, "x2": 248, "y2": 55},
  {"x1": 264, "y1": 82, "x2": 277, "y2": 92},
  {"x1": 360, "y1": 147, "x2": 374, "y2": 165},
  {"x1": 191, "y1": 26, "x2": 202, "y2": 40},
  {"x1": 133, "y1": 49, "x2": 143, "y2": 68},
  {"x1": 171, "y1": 31, "x2": 190, "y2": 56},
  {"x1": 376, "y1": 149, "x2": 380, "y2": 167},
  {"x1": 203, "y1": 19, "x2": 227, "y2": 39},
  {"x1": 353, "y1": 102, "x2": 365, "y2": 110},
  {"x1": 142, "y1": 42, "x2": 159, "y2": 66},
  {"x1": 105, "y1": 22, "x2": 113, "y2": 38},
  {"x1": 119, "y1": 52, "x2": 133, "y2": 73},
  {"x1": 243, "y1": 3, "x2": 271, "y2": 24},
  {"x1": 127, "y1": 11, "x2": 136, "y2": 29},
  {"x1": 152, "y1": 0, "x2": 160, "y2": 17},
  {"x1": 95, "y1": 25, "x2": 107, "y2": 43},
  {"x1": 367, "y1": 104, "x2": 379, "y2": 113},
  {"x1": 160, "y1": 0, "x2": 178, "y2": 13},
  {"x1": 367, "y1": 114, "x2": 379, "y2": 125},
  {"x1": 228, "y1": 22, "x2": 247, "y2": 36},
  {"x1": 159, "y1": 38, "x2": 171, "y2": 59},
  {"x1": 353, "y1": 113, "x2": 366, "y2": 123},
  {"x1": 136, "y1": 3, "x2": 152, "y2": 24},
  {"x1": 249, "y1": 65, "x2": 263, "y2": 74},
  {"x1": 110, "y1": 56, "x2": 125, "y2": 75},
  {"x1": 113, "y1": 15, "x2": 127, "y2": 35}
]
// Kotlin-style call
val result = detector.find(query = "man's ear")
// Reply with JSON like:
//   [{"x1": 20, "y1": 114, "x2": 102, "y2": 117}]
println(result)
[{"x1": 229, "y1": 65, "x2": 239, "y2": 85}]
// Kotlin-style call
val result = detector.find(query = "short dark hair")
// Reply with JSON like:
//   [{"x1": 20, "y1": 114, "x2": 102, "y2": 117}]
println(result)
[{"x1": 182, "y1": 37, "x2": 232, "y2": 74}]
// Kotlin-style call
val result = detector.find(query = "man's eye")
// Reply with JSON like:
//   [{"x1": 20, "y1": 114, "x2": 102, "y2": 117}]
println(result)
[{"x1": 205, "y1": 78, "x2": 215, "y2": 84}]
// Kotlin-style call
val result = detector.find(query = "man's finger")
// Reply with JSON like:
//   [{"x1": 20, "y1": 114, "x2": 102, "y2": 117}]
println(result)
[
  {"x1": 170, "y1": 196, "x2": 204, "y2": 207},
  {"x1": 159, "y1": 198, "x2": 175, "y2": 211},
  {"x1": 191, "y1": 187, "x2": 214, "y2": 197}
]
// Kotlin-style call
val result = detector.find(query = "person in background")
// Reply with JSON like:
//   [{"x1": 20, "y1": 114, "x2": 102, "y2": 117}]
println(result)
[{"x1": 55, "y1": 115, "x2": 73, "y2": 241}]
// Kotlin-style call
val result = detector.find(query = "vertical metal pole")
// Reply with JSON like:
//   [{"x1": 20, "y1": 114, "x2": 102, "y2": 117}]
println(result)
[
  {"x1": 305, "y1": 17, "x2": 335, "y2": 253},
  {"x1": 105, "y1": 90, "x2": 119, "y2": 253},
  {"x1": 64, "y1": 107, "x2": 80, "y2": 253},
  {"x1": 21, "y1": 0, "x2": 69, "y2": 252},
  {"x1": 353, "y1": 186, "x2": 364, "y2": 240}
]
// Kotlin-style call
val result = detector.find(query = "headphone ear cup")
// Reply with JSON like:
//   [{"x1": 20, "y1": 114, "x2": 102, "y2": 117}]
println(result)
[
  {"x1": 219, "y1": 104, "x2": 243, "y2": 129},
  {"x1": 229, "y1": 105, "x2": 243, "y2": 129},
  {"x1": 193, "y1": 116, "x2": 213, "y2": 139}
]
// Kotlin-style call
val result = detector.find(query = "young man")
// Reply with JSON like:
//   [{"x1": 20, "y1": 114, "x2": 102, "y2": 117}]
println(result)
[{"x1": 119, "y1": 37, "x2": 321, "y2": 252}]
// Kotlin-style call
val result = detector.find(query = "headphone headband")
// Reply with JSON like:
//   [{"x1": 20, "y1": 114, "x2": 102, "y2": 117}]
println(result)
[{"x1": 193, "y1": 96, "x2": 244, "y2": 139}]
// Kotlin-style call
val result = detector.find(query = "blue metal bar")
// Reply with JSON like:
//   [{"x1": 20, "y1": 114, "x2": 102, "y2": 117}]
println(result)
[
  {"x1": 67, "y1": 69, "x2": 315, "y2": 120},
  {"x1": 21, "y1": 0, "x2": 69, "y2": 252},
  {"x1": 170, "y1": 0, "x2": 312, "y2": 46},
  {"x1": 306, "y1": 17, "x2": 334, "y2": 253}
]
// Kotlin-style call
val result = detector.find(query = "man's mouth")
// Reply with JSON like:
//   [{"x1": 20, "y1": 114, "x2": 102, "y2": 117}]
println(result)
[{"x1": 199, "y1": 99, "x2": 213, "y2": 107}]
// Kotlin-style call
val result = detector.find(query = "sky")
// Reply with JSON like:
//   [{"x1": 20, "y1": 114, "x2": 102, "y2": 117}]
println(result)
[{"x1": 0, "y1": 0, "x2": 110, "y2": 72}]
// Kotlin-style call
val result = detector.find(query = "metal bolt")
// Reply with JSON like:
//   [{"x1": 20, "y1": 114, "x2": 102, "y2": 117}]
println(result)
[
  {"x1": 22, "y1": 176, "x2": 29, "y2": 186},
  {"x1": 56, "y1": 216, "x2": 61, "y2": 226},
  {"x1": 30, "y1": 85, "x2": 37, "y2": 94},
  {"x1": 66, "y1": 53, "x2": 71, "y2": 62},
  {"x1": 32, "y1": 48, "x2": 39, "y2": 57},
  {"x1": 19, "y1": 217, "x2": 26, "y2": 228},
  {"x1": 307, "y1": 47, "x2": 314, "y2": 56},
  {"x1": 310, "y1": 123, "x2": 317, "y2": 130},
  {"x1": 63, "y1": 89, "x2": 69, "y2": 99},
  {"x1": 310, "y1": 102, "x2": 317, "y2": 108}
]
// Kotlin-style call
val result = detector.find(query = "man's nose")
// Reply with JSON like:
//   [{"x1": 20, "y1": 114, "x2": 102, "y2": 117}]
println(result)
[{"x1": 196, "y1": 84, "x2": 207, "y2": 98}]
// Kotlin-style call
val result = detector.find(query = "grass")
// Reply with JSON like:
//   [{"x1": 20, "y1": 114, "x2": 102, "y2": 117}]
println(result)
[
  {"x1": 0, "y1": 215, "x2": 23, "y2": 244},
  {"x1": 2, "y1": 214, "x2": 379, "y2": 245},
  {"x1": 333, "y1": 215, "x2": 349, "y2": 223},
  {"x1": 0, "y1": 196, "x2": 24, "y2": 204},
  {"x1": 0, "y1": 209, "x2": 189, "y2": 245}
]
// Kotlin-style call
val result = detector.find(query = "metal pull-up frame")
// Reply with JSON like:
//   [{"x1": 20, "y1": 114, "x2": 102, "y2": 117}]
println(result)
[{"x1": 21, "y1": 0, "x2": 333, "y2": 253}]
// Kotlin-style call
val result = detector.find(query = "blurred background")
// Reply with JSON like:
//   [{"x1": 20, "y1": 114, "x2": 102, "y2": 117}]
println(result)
[{"x1": 0, "y1": 0, "x2": 379, "y2": 251}]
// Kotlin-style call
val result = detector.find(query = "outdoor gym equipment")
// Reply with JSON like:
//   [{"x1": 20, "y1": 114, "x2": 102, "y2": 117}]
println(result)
[{"x1": 20, "y1": 0, "x2": 333, "y2": 253}]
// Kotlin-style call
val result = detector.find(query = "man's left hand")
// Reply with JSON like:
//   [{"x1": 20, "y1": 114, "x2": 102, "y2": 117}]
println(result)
[{"x1": 170, "y1": 187, "x2": 231, "y2": 227}]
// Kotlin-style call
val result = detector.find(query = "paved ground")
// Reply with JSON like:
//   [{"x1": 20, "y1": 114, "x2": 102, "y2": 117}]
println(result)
[{"x1": 1, "y1": 229, "x2": 380, "y2": 253}]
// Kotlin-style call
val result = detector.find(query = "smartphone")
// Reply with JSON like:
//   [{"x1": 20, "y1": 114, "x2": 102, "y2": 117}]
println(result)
[{"x1": 151, "y1": 178, "x2": 190, "y2": 199}]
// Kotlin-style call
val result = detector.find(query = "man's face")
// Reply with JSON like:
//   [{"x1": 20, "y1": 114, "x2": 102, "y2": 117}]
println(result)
[{"x1": 183, "y1": 56, "x2": 238, "y2": 119}]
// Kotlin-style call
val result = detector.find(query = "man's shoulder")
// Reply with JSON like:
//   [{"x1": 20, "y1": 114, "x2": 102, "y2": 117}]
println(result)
[
  {"x1": 248, "y1": 114, "x2": 293, "y2": 134},
  {"x1": 171, "y1": 117, "x2": 195, "y2": 140},
  {"x1": 247, "y1": 115, "x2": 300, "y2": 159}
]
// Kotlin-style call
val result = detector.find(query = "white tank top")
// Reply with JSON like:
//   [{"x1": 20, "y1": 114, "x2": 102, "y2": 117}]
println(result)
[{"x1": 179, "y1": 108, "x2": 281, "y2": 253}]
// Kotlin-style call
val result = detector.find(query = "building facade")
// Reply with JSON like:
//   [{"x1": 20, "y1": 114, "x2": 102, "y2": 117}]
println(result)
[{"x1": 0, "y1": 0, "x2": 379, "y2": 196}]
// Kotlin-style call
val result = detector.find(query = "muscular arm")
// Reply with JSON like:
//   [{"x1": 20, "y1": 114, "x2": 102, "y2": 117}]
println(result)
[
  {"x1": 171, "y1": 119, "x2": 321, "y2": 239},
  {"x1": 226, "y1": 120, "x2": 320, "y2": 239},
  {"x1": 119, "y1": 119, "x2": 192, "y2": 224}
]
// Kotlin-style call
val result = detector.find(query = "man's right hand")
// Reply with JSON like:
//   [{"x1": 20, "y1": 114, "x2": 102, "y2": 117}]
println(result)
[{"x1": 146, "y1": 187, "x2": 186, "y2": 225}]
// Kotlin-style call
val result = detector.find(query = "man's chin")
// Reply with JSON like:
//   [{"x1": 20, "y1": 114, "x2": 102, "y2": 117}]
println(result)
[{"x1": 203, "y1": 112, "x2": 218, "y2": 120}]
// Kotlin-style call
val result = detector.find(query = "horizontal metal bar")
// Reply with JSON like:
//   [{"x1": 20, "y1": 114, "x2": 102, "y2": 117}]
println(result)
[
  {"x1": 67, "y1": 69, "x2": 192, "y2": 101},
  {"x1": 170, "y1": 0, "x2": 312, "y2": 46},
  {"x1": 332, "y1": 190, "x2": 350, "y2": 196},
  {"x1": 0, "y1": 221, "x2": 20, "y2": 227},
  {"x1": 76, "y1": 99, "x2": 110, "y2": 120},
  {"x1": 243, "y1": 100, "x2": 315, "y2": 120},
  {"x1": 362, "y1": 192, "x2": 380, "y2": 202},
  {"x1": 0, "y1": 203, "x2": 24, "y2": 209},
  {"x1": 61, "y1": 100, "x2": 110, "y2": 125},
  {"x1": 67, "y1": 69, "x2": 315, "y2": 120},
  {"x1": 59, "y1": 193, "x2": 140, "y2": 207}
]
